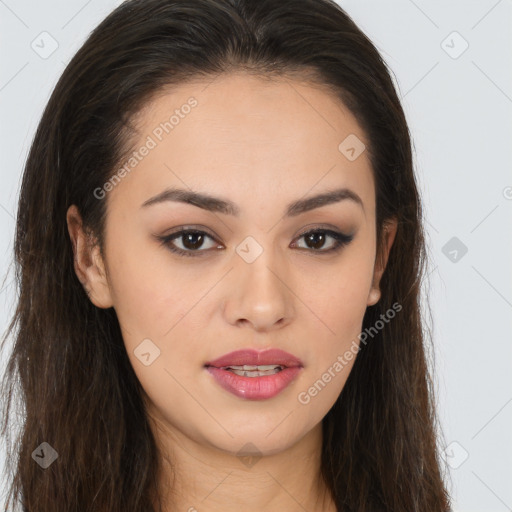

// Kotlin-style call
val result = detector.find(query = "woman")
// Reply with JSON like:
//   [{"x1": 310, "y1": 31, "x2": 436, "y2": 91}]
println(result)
[{"x1": 0, "y1": 0, "x2": 451, "y2": 510}]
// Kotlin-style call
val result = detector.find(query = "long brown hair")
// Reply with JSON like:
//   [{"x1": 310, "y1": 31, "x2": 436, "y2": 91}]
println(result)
[{"x1": 0, "y1": 0, "x2": 450, "y2": 510}]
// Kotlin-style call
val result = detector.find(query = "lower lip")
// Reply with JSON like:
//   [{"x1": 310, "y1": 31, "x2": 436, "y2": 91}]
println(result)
[{"x1": 205, "y1": 366, "x2": 302, "y2": 400}]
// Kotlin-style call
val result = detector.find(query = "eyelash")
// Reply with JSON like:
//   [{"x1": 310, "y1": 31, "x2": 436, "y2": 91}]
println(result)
[{"x1": 157, "y1": 227, "x2": 354, "y2": 258}]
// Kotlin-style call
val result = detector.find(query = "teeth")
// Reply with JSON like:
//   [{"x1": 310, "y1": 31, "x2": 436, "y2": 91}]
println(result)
[
  {"x1": 222, "y1": 364, "x2": 284, "y2": 377},
  {"x1": 229, "y1": 368, "x2": 282, "y2": 377},
  {"x1": 226, "y1": 364, "x2": 283, "y2": 371}
]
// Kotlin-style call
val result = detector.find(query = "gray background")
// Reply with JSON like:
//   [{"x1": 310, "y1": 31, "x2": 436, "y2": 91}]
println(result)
[{"x1": 1, "y1": 1, "x2": 511, "y2": 511}]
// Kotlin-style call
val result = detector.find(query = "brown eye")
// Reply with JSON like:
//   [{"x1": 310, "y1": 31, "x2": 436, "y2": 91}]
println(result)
[
  {"x1": 293, "y1": 229, "x2": 354, "y2": 253},
  {"x1": 158, "y1": 229, "x2": 220, "y2": 257},
  {"x1": 157, "y1": 227, "x2": 354, "y2": 258},
  {"x1": 304, "y1": 232, "x2": 328, "y2": 250},
  {"x1": 180, "y1": 232, "x2": 207, "y2": 250}
]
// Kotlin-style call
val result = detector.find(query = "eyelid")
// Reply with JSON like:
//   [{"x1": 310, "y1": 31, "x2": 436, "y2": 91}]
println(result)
[
  {"x1": 160, "y1": 224, "x2": 218, "y2": 239},
  {"x1": 295, "y1": 223, "x2": 348, "y2": 238}
]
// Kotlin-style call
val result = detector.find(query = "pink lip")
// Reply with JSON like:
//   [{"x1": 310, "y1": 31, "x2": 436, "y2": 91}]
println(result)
[
  {"x1": 204, "y1": 348, "x2": 303, "y2": 400},
  {"x1": 204, "y1": 348, "x2": 303, "y2": 369}
]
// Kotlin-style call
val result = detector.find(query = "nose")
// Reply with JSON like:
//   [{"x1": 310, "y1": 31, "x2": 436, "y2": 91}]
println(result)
[{"x1": 222, "y1": 244, "x2": 294, "y2": 332}]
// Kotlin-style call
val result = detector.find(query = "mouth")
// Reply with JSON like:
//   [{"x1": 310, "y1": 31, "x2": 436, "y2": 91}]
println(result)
[
  {"x1": 203, "y1": 348, "x2": 303, "y2": 400},
  {"x1": 204, "y1": 347, "x2": 303, "y2": 370}
]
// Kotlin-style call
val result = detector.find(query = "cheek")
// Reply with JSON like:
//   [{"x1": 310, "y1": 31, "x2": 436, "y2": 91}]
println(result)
[
  {"x1": 107, "y1": 245, "x2": 208, "y2": 409},
  {"x1": 295, "y1": 269, "x2": 370, "y2": 416},
  {"x1": 105, "y1": 234, "x2": 190, "y2": 346},
  {"x1": 306, "y1": 251, "x2": 375, "y2": 338},
  {"x1": 297, "y1": 245, "x2": 374, "y2": 399}
]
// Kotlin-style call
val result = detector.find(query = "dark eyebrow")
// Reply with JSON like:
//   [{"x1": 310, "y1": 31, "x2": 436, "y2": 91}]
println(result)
[{"x1": 140, "y1": 186, "x2": 364, "y2": 217}]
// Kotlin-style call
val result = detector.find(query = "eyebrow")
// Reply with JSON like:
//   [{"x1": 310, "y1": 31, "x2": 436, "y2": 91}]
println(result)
[{"x1": 140, "y1": 186, "x2": 364, "y2": 217}]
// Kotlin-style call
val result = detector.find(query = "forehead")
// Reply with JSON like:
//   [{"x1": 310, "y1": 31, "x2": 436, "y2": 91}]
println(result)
[
  {"x1": 108, "y1": 71, "x2": 375, "y2": 217},
  {"x1": 134, "y1": 71, "x2": 365, "y2": 148}
]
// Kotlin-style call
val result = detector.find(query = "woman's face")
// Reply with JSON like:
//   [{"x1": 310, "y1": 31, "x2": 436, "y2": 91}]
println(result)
[{"x1": 70, "y1": 72, "x2": 396, "y2": 457}]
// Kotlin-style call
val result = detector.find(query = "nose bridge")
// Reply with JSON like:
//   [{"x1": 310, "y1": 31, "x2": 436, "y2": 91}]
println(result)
[{"x1": 224, "y1": 234, "x2": 293, "y2": 330}]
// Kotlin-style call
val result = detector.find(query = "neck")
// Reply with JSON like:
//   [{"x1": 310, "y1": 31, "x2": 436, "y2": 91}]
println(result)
[{"x1": 146, "y1": 407, "x2": 336, "y2": 512}]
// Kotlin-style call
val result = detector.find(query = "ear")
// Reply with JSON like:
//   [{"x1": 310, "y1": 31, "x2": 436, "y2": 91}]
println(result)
[
  {"x1": 367, "y1": 217, "x2": 398, "y2": 307},
  {"x1": 66, "y1": 205, "x2": 114, "y2": 309}
]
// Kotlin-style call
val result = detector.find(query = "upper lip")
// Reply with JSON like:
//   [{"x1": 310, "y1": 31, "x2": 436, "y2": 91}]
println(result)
[{"x1": 204, "y1": 348, "x2": 303, "y2": 369}]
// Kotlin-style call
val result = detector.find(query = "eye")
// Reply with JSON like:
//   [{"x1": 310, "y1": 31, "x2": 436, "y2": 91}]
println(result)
[
  {"x1": 292, "y1": 228, "x2": 354, "y2": 253},
  {"x1": 156, "y1": 227, "x2": 354, "y2": 258},
  {"x1": 157, "y1": 228, "x2": 220, "y2": 258}
]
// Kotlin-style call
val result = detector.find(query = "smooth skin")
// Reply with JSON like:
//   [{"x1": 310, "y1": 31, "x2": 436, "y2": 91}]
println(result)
[{"x1": 67, "y1": 72, "x2": 397, "y2": 512}]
